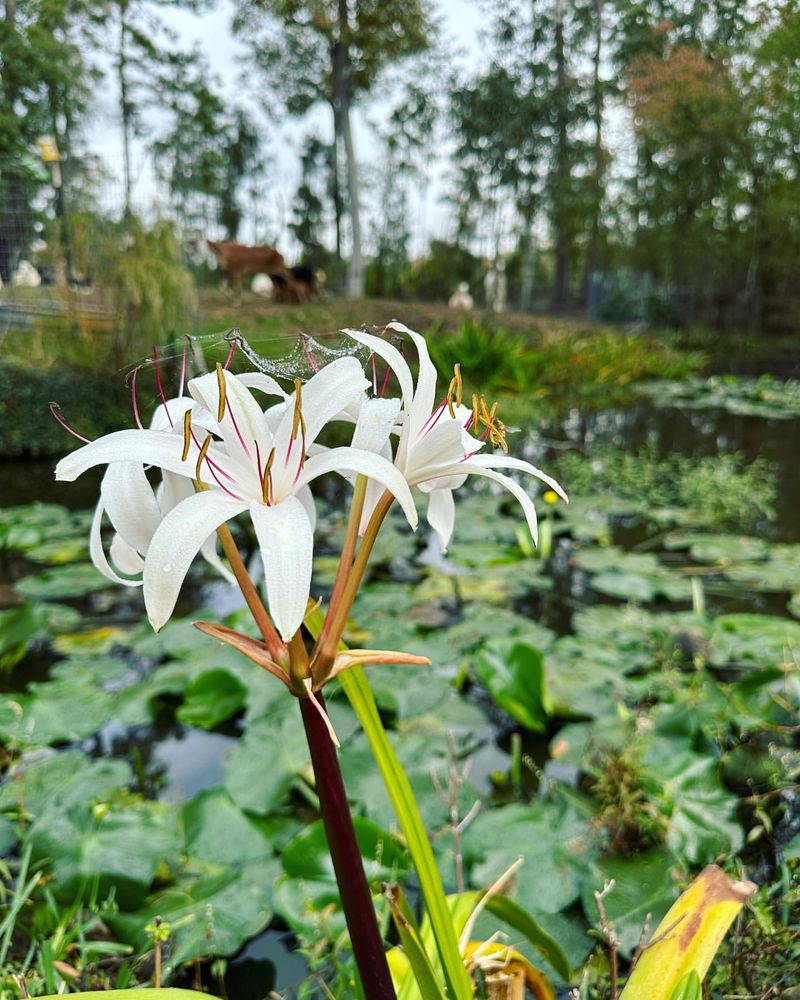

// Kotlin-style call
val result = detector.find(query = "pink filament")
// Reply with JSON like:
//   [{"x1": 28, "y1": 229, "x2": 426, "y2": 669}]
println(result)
[
  {"x1": 223, "y1": 340, "x2": 237, "y2": 371},
  {"x1": 380, "y1": 364, "x2": 391, "y2": 398},
  {"x1": 302, "y1": 336, "x2": 321, "y2": 373},
  {"x1": 50, "y1": 403, "x2": 91, "y2": 444},
  {"x1": 419, "y1": 397, "x2": 448, "y2": 437},
  {"x1": 152, "y1": 347, "x2": 173, "y2": 428},
  {"x1": 225, "y1": 397, "x2": 251, "y2": 458}
]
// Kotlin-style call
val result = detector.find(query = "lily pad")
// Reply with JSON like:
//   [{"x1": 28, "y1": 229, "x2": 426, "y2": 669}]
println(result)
[
  {"x1": 0, "y1": 751, "x2": 132, "y2": 819},
  {"x1": 473, "y1": 639, "x2": 551, "y2": 731},
  {"x1": 463, "y1": 798, "x2": 595, "y2": 916},
  {"x1": 573, "y1": 547, "x2": 692, "y2": 603},
  {"x1": 177, "y1": 669, "x2": 248, "y2": 730},
  {"x1": 582, "y1": 849, "x2": 678, "y2": 955},
  {"x1": 708, "y1": 614, "x2": 800, "y2": 668},
  {"x1": 31, "y1": 798, "x2": 181, "y2": 907},
  {"x1": 224, "y1": 706, "x2": 311, "y2": 816},
  {"x1": 15, "y1": 563, "x2": 113, "y2": 600},
  {"x1": 109, "y1": 857, "x2": 279, "y2": 968}
]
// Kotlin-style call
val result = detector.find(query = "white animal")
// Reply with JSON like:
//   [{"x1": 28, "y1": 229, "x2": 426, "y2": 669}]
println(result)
[
  {"x1": 11, "y1": 260, "x2": 41, "y2": 288},
  {"x1": 448, "y1": 281, "x2": 474, "y2": 310},
  {"x1": 251, "y1": 273, "x2": 274, "y2": 298}
]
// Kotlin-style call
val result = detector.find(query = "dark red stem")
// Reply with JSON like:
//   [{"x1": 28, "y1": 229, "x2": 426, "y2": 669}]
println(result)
[{"x1": 299, "y1": 695, "x2": 396, "y2": 999}]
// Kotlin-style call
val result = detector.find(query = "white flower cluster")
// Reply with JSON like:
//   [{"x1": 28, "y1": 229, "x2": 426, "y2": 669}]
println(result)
[{"x1": 56, "y1": 323, "x2": 565, "y2": 643}]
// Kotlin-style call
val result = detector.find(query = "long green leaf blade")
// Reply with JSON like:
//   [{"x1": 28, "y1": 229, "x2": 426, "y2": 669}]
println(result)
[
  {"x1": 387, "y1": 887, "x2": 448, "y2": 1000},
  {"x1": 339, "y1": 664, "x2": 474, "y2": 998},
  {"x1": 305, "y1": 606, "x2": 473, "y2": 999}
]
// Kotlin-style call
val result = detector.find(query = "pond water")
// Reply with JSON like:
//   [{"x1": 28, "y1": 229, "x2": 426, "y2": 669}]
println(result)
[{"x1": 1, "y1": 361, "x2": 799, "y2": 996}]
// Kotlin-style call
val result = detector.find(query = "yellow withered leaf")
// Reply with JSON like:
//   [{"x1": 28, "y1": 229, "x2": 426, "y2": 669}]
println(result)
[
  {"x1": 620, "y1": 864, "x2": 756, "y2": 999},
  {"x1": 462, "y1": 941, "x2": 555, "y2": 1000}
]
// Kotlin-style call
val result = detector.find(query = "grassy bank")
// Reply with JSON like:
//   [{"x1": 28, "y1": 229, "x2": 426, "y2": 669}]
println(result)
[{"x1": 0, "y1": 293, "x2": 708, "y2": 459}]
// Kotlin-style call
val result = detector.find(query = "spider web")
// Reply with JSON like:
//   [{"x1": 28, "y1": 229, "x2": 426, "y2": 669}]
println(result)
[{"x1": 227, "y1": 329, "x2": 373, "y2": 381}]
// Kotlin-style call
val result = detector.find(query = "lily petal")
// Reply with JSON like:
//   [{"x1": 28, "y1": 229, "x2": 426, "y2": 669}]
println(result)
[
  {"x1": 237, "y1": 371, "x2": 289, "y2": 400},
  {"x1": 143, "y1": 491, "x2": 248, "y2": 630},
  {"x1": 298, "y1": 447, "x2": 418, "y2": 530},
  {"x1": 352, "y1": 396, "x2": 401, "y2": 453},
  {"x1": 468, "y1": 453, "x2": 568, "y2": 502},
  {"x1": 250, "y1": 496, "x2": 314, "y2": 642},
  {"x1": 405, "y1": 419, "x2": 478, "y2": 483},
  {"x1": 343, "y1": 328, "x2": 415, "y2": 415},
  {"x1": 100, "y1": 462, "x2": 162, "y2": 556},
  {"x1": 189, "y1": 368, "x2": 271, "y2": 471},
  {"x1": 110, "y1": 533, "x2": 145, "y2": 575},
  {"x1": 386, "y1": 322, "x2": 439, "y2": 443},
  {"x1": 426, "y1": 488, "x2": 456, "y2": 552},
  {"x1": 89, "y1": 501, "x2": 142, "y2": 587},
  {"x1": 150, "y1": 396, "x2": 195, "y2": 433},
  {"x1": 444, "y1": 462, "x2": 541, "y2": 547},
  {"x1": 295, "y1": 483, "x2": 317, "y2": 533},
  {"x1": 55, "y1": 429, "x2": 244, "y2": 493}
]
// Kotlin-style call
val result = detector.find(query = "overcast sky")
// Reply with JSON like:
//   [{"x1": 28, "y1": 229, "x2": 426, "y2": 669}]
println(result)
[{"x1": 87, "y1": 1, "x2": 486, "y2": 253}]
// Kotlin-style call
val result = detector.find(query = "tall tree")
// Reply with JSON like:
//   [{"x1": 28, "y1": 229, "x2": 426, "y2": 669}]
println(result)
[
  {"x1": 152, "y1": 49, "x2": 265, "y2": 238},
  {"x1": 0, "y1": 0, "x2": 101, "y2": 279},
  {"x1": 231, "y1": 0, "x2": 434, "y2": 298}
]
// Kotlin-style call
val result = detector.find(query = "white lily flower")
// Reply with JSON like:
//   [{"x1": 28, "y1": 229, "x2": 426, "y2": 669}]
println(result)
[
  {"x1": 345, "y1": 323, "x2": 566, "y2": 551},
  {"x1": 56, "y1": 356, "x2": 418, "y2": 641},
  {"x1": 89, "y1": 394, "x2": 237, "y2": 588}
]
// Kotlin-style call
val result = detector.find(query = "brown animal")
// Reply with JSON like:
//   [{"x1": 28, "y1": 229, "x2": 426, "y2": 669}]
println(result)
[{"x1": 206, "y1": 240, "x2": 317, "y2": 304}]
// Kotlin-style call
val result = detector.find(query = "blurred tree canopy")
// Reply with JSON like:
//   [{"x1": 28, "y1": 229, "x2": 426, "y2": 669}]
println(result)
[{"x1": 2, "y1": 0, "x2": 800, "y2": 330}]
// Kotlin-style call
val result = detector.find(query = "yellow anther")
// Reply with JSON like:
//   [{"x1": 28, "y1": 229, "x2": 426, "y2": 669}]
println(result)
[
  {"x1": 262, "y1": 447, "x2": 276, "y2": 505},
  {"x1": 195, "y1": 433, "x2": 212, "y2": 482},
  {"x1": 215, "y1": 362, "x2": 227, "y2": 422},
  {"x1": 472, "y1": 393, "x2": 479, "y2": 429},
  {"x1": 291, "y1": 379, "x2": 307, "y2": 442},
  {"x1": 447, "y1": 363, "x2": 462, "y2": 418},
  {"x1": 474, "y1": 393, "x2": 508, "y2": 452},
  {"x1": 182, "y1": 409, "x2": 192, "y2": 462}
]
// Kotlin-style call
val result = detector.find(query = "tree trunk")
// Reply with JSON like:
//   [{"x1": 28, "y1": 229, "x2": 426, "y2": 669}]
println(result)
[
  {"x1": 327, "y1": 102, "x2": 344, "y2": 287},
  {"x1": 582, "y1": 0, "x2": 603, "y2": 309},
  {"x1": 118, "y1": 2, "x2": 132, "y2": 221},
  {"x1": 551, "y1": 0, "x2": 570, "y2": 313},
  {"x1": 332, "y1": 0, "x2": 364, "y2": 298},
  {"x1": 519, "y1": 204, "x2": 535, "y2": 312}
]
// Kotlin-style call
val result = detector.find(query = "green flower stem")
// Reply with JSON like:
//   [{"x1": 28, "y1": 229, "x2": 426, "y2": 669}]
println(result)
[
  {"x1": 314, "y1": 474, "x2": 368, "y2": 677},
  {"x1": 305, "y1": 612, "x2": 475, "y2": 1000},
  {"x1": 299, "y1": 692, "x2": 397, "y2": 1000},
  {"x1": 313, "y1": 490, "x2": 394, "y2": 670}
]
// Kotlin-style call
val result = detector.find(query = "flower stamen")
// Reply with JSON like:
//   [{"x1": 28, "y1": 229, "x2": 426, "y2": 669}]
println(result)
[
  {"x1": 447, "y1": 363, "x2": 462, "y2": 418},
  {"x1": 215, "y1": 362, "x2": 227, "y2": 422},
  {"x1": 182, "y1": 409, "x2": 192, "y2": 461},
  {"x1": 472, "y1": 394, "x2": 508, "y2": 453},
  {"x1": 262, "y1": 447, "x2": 276, "y2": 505},
  {"x1": 153, "y1": 347, "x2": 173, "y2": 428},
  {"x1": 50, "y1": 402, "x2": 91, "y2": 444},
  {"x1": 195, "y1": 433, "x2": 213, "y2": 482}
]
